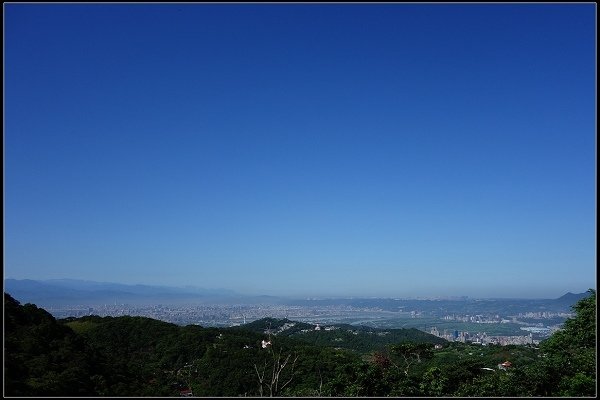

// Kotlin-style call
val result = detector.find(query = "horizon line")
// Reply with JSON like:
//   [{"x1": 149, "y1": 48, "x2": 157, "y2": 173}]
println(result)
[{"x1": 4, "y1": 277, "x2": 594, "y2": 301}]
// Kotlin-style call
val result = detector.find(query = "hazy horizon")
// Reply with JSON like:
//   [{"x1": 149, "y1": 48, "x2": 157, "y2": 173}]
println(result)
[
  {"x1": 4, "y1": 276, "x2": 593, "y2": 300},
  {"x1": 4, "y1": 4, "x2": 596, "y2": 301}
]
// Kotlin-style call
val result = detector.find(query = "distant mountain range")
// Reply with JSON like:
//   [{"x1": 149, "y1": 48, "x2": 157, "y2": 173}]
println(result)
[
  {"x1": 3, "y1": 278, "x2": 592, "y2": 313},
  {"x1": 3, "y1": 278, "x2": 270, "y2": 307},
  {"x1": 555, "y1": 291, "x2": 590, "y2": 305}
]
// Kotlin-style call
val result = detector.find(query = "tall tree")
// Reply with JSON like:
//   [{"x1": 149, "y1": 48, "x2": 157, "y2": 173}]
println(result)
[{"x1": 538, "y1": 288, "x2": 596, "y2": 396}]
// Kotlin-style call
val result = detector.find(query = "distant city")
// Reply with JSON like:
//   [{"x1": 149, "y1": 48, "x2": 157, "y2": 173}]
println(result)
[
  {"x1": 45, "y1": 301, "x2": 567, "y2": 346},
  {"x1": 6, "y1": 278, "x2": 588, "y2": 347}
]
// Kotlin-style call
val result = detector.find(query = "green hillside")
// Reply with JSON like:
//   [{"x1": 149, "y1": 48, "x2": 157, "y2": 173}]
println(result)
[
  {"x1": 236, "y1": 316, "x2": 446, "y2": 353},
  {"x1": 4, "y1": 290, "x2": 596, "y2": 397}
]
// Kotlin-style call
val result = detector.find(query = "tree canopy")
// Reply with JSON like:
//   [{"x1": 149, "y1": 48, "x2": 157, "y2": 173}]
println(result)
[{"x1": 4, "y1": 290, "x2": 596, "y2": 397}]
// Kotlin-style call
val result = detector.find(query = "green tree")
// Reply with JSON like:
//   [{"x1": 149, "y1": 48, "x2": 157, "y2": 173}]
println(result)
[
  {"x1": 388, "y1": 341, "x2": 434, "y2": 376},
  {"x1": 532, "y1": 289, "x2": 596, "y2": 396},
  {"x1": 4, "y1": 293, "x2": 98, "y2": 396},
  {"x1": 419, "y1": 366, "x2": 447, "y2": 396}
]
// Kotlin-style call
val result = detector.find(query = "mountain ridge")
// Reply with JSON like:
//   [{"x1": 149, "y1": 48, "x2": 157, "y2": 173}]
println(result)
[{"x1": 3, "y1": 278, "x2": 239, "y2": 306}]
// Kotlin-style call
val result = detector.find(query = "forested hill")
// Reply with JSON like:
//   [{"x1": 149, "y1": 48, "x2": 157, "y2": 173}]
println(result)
[
  {"x1": 4, "y1": 291, "x2": 596, "y2": 397},
  {"x1": 236, "y1": 317, "x2": 446, "y2": 352}
]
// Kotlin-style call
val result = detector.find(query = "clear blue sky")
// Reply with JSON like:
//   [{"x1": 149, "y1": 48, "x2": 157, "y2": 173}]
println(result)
[{"x1": 4, "y1": 4, "x2": 596, "y2": 298}]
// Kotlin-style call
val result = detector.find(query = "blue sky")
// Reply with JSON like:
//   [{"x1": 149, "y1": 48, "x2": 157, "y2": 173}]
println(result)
[{"x1": 4, "y1": 4, "x2": 596, "y2": 298}]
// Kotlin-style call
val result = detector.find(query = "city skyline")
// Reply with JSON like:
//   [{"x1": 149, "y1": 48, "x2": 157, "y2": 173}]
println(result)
[{"x1": 4, "y1": 4, "x2": 596, "y2": 299}]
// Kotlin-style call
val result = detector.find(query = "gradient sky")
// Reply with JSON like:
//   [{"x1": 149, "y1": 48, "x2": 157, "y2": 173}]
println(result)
[{"x1": 4, "y1": 3, "x2": 596, "y2": 299}]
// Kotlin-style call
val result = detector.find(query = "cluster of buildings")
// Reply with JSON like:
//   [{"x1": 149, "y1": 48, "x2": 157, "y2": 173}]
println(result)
[
  {"x1": 44, "y1": 302, "x2": 565, "y2": 348},
  {"x1": 429, "y1": 326, "x2": 540, "y2": 346},
  {"x1": 442, "y1": 314, "x2": 505, "y2": 323},
  {"x1": 46, "y1": 303, "x2": 364, "y2": 326},
  {"x1": 516, "y1": 311, "x2": 573, "y2": 319}
]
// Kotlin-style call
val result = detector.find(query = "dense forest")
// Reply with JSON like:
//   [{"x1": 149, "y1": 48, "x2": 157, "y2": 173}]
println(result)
[{"x1": 4, "y1": 289, "x2": 596, "y2": 397}]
